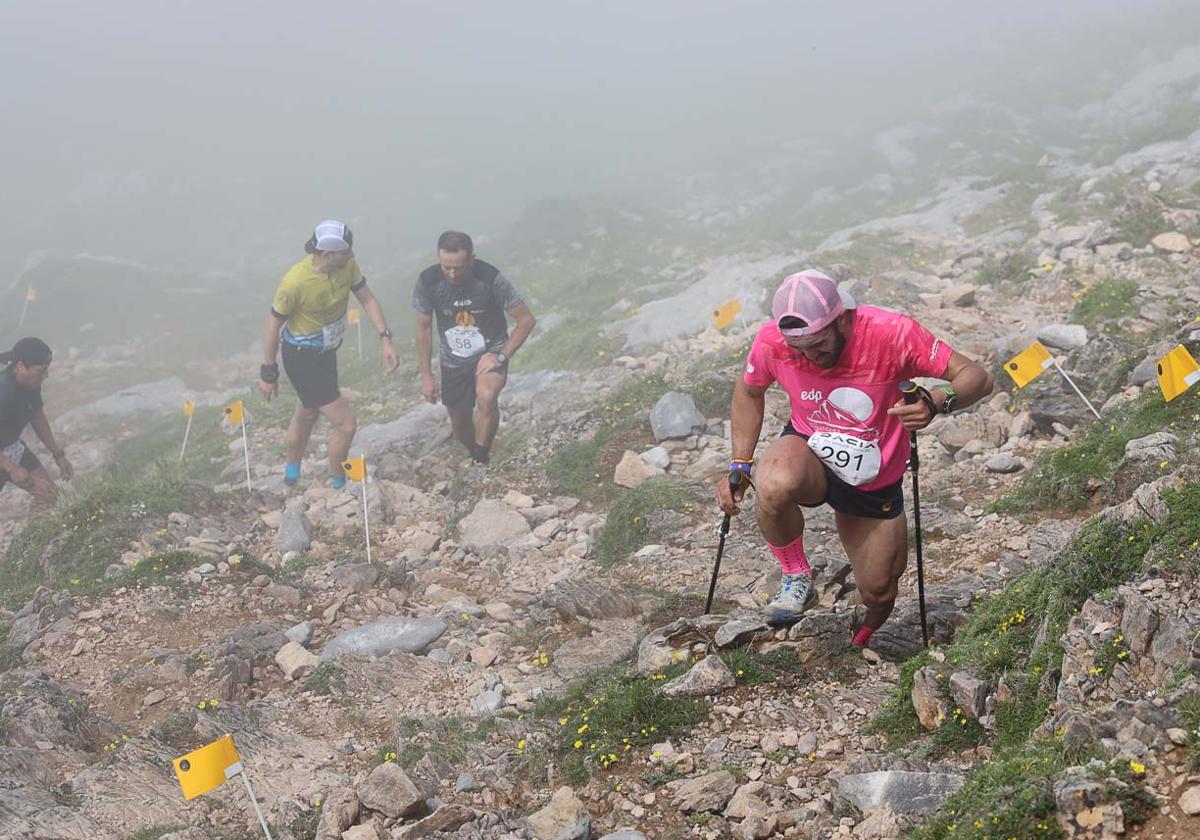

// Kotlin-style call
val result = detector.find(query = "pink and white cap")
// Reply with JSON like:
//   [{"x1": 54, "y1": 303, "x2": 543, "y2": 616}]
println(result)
[{"x1": 771, "y1": 269, "x2": 851, "y2": 336}]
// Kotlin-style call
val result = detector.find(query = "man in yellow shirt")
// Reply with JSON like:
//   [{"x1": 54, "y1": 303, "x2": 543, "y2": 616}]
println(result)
[{"x1": 259, "y1": 220, "x2": 399, "y2": 488}]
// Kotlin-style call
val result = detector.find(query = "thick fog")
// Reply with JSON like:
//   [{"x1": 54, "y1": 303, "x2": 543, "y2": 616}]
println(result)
[{"x1": 1, "y1": 0, "x2": 1198, "y2": 307}]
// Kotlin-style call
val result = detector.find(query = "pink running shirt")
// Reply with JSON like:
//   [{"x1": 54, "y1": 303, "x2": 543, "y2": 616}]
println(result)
[{"x1": 743, "y1": 306, "x2": 954, "y2": 491}]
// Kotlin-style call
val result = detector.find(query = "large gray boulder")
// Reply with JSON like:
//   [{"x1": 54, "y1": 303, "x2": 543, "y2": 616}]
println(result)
[
  {"x1": 458, "y1": 499, "x2": 531, "y2": 552},
  {"x1": 356, "y1": 762, "x2": 426, "y2": 818},
  {"x1": 835, "y1": 770, "x2": 964, "y2": 815},
  {"x1": 277, "y1": 509, "x2": 313, "y2": 553},
  {"x1": 321, "y1": 617, "x2": 447, "y2": 661},
  {"x1": 526, "y1": 786, "x2": 592, "y2": 840},
  {"x1": 650, "y1": 392, "x2": 707, "y2": 442}
]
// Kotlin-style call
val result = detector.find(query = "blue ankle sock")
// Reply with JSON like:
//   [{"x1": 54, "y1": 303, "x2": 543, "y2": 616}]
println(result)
[
  {"x1": 330, "y1": 475, "x2": 347, "y2": 490},
  {"x1": 284, "y1": 463, "x2": 301, "y2": 482}
]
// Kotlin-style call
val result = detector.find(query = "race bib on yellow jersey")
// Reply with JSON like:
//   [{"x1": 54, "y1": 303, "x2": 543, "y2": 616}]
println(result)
[
  {"x1": 322, "y1": 316, "x2": 347, "y2": 350},
  {"x1": 807, "y1": 431, "x2": 881, "y2": 486},
  {"x1": 445, "y1": 325, "x2": 486, "y2": 358}
]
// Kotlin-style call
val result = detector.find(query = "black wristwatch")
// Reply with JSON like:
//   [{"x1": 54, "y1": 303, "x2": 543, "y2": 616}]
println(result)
[
  {"x1": 495, "y1": 351, "x2": 509, "y2": 365},
  {"x1": 940, "y1": 386, "x2": 958, "y2": 415},
  {"x1": 379, "y1": 328, "x2": 393, "y2": 340}
]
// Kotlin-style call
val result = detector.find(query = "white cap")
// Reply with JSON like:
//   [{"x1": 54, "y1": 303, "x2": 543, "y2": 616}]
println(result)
[{"x1": 313, "y1": 220, "x2": 352, "y2": 252}]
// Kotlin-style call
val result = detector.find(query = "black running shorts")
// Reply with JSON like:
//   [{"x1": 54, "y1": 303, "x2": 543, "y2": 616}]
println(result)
[
  {"x1": 0, "y1": 446, "x2": 42, "y2": 490},
  {"x1": 440, "y1": 361, "x2": 507, "y2": 412},
  {"x1": 781, "y1": 423, "x2": 905, "y2": 520},
  {"x1": 281, "y1": 342, "x2": 340, "y2": 409}
]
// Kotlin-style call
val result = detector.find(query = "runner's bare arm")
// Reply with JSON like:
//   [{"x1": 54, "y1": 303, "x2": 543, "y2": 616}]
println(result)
[
  {"x1": 262, "y1": 311, "x2": 286, "y2": 365},
  {"x1": 731, "y1": 379, "x2": 769, "y2": 462},
  {"x1": 501, "y1": 302, "x2": 536, "y2": 358},
  {"x1": 29, "y1": 408, "x2": 72, "y2": 479},
  {"x1": 886, "y1": 350, "x2": 994, "y2": 429},
  {"x1": 415, "y1": 310, "x2": 439, "y2": 403},
  {"x1": 935, "y1": 350, "x2": 993, "y2": 410},
  {"x1": 353, "y1": 285, "x2": 399, "y2": 371}
]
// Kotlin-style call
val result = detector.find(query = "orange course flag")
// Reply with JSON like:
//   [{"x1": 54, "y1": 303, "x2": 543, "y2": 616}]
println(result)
[
  {"x1": 183, "y1": 399, "x2": 196, "y2": 417},
  {"x1": 342, "y1": 455, "x2": 366, "y2": 482},
  {"x1": 173, "y1": 734, "x2": 241, "y2": 800},
  {"x1": 25, "y1": 286, "x2": 37, "y2": 302},
  {"x1": 711, "y1": 299, "x2": 742, "y2": 330},
  {"x1": 224, "y1": 400, "x2": 245, "y2": 425},
  {"x1": 347, "y1": 308, "x2": 361, "y2": 325},
  {"x1": 1157, "y1": 345, "x2": 1200, "y2": 402},
  {"x1": 1004, "y1": 341, "x2": 1054, "y2": 388}
]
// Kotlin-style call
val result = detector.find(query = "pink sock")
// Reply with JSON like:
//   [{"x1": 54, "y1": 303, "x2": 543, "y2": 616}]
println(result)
[
  {"x1": 767, "y1": 534, "x2": 811, "y2": 576},
  {"x1": 853, "y1": 625, "x2": 875, "y2": 647}
]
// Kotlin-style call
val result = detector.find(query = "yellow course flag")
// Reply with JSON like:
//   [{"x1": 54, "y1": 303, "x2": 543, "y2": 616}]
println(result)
[
  {"x1": 347, "y1": 308, "x2": 361, "y2": 325},
  {"x1": 25, "y1": 286, "x2": 37, "y2": 302},
  {"x1": 183, "y1": 399, "x2": 196, "y2": 417},
  {"x1": 1004, "y1": 341, "x2": 1054, "y2": 388},
  {"x1": 1157, "y1": 345, "x2": 1200, "y2": 402},
  {"x1": 224, "y1": 400, "x2": 244, "y2": 425},
  {"x1": 173, "y1": 734, "x2": 241, "y2": 801},
  {"x1": 711, "y1": 299, "x2": 742, "y2": 330},
  {"x1": 342, "y1": 455, "x2": 366, "y2": 482}
]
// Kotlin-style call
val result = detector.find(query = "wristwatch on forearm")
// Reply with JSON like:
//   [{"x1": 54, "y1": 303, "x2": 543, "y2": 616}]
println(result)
[
  {"x1": 379, "y1": 328, "x2": 393, "y2": 340},
  {"x1": 939, "y1": 385, "x2": 958, "y2": 415},
  {"x1": 495, "y1": 351, "x2": 509, "y2": 365}
]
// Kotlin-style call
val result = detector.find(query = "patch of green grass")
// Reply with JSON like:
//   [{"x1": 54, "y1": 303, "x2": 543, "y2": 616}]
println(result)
[
  {"x1": 390, "y1": 714, "x2": 496, "y2": 769},
  {"x1": 302, "y1": 663, "x2": 345, "y2": 696},
  {"x1": 971, "y1": 251, "x2": 1035, "y2": 286},
  {"x1": 993, "y1": 384, "x2": 1200, "y2": 514},
  {"x1": 1071, "y1": 278, "x2": 1139, "y2": 329},
  {"x1": 1180, "y1": 692, "x2": 1200, "y2": 772},
  {"x1": 532, "y1": 664, "x2": 705, "y2": 785},
  {"x1": 688, "y1": 374, "x2": 734, "y2": 420},
  {"x1": 0, "y1": 402, "x2": 231, "y2": 608},
  {"x1": 872, "y1": 513, "x2": 1158, "y2": 756},
  {"x1": 124, "y1": 826, "x2": 188, "y2": 840},
  {"x1": 545, "y1": 434, "x2": 609, "y2": 497},
  {"x1": 275, "y1": 552, "x2": 323, "y2": 584},
  {"x1": 642, "y1": 591, "x2": 737, "y2": 627},
  {"x1": 513, "y1": 317, "x2": 620, "y2": 372},
  {"x1": 593, "y1": 477, "x2": 690, "y2": 566},
  {"x1": 719, "y1": 646, "x2": 813, "y2": 687},
  {"x1": 864, "y1": 651, "x2": 933, "y2": 750},
  {"x1": 284, "y1": 808, "x2": 321, "y2": 840},
  {"x1": 1111, "y1": 200, "x2": 1167, "y2": 246},
  {"x1": 909, "y1": 739, "x2": 1078, "y2": 839}
]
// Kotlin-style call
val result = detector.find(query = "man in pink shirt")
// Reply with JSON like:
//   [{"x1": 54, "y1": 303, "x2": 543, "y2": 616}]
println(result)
[{"x1": 716, "y1": 270, "x2": 993, "y2": 647}]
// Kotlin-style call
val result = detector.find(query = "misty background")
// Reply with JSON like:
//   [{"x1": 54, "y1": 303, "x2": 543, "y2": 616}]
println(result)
[{"x1": 3, "y1": 0, "x2": 1199, "y2": 380}]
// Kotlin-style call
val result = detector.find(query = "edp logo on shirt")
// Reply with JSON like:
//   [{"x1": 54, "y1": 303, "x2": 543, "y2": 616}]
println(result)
[{"x1": 801, "y1": 389, "x2": 824, "y2": 401}]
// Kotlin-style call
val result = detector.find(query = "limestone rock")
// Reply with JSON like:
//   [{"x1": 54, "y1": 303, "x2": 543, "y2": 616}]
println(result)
[
  {"x1": 275, "y1": 641, "x2": 320, "y2": 679},
  {"x1": 356, "y1": 762, "x2": 425, "y2": 818},
  {"x1": 660, "y1": 655, "x2": 735, "y2": 698},
  {"x1": 525, "y1": 786, "x2": 591, "y2": 840}
]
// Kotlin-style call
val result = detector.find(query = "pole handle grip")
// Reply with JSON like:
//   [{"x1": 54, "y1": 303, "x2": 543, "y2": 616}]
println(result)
[{"x1": 899, "y1": 380, "x2": 920, "y2": 405}]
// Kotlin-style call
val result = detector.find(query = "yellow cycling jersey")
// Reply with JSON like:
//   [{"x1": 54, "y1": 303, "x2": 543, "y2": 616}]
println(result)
[{"x1": 271, "y1": 257, "x2": 366, "y2": 342}]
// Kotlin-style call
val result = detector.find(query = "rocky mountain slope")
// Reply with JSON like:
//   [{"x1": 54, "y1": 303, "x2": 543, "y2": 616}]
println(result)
[{"x1": 3, "y1": 50, "x2": 1200, "y2": 840}]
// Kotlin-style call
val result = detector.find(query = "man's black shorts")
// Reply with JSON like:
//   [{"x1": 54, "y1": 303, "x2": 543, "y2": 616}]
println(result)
[
  {"x1": 281, "y1": 341, "x2": 340, "y2": 409},
  {"x1": 0, "y1": 446, "x2": 43, "y2": 490},
  {"x1": 440, "y1": 361, "x2": 507, "y2": 412},
  {"x1": 782, "y1": 423, "x2": 905, "y2": 520}
]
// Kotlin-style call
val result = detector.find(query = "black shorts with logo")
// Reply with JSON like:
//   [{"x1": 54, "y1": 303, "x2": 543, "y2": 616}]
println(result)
[
  {"x1": 782, "y1": 423, "x2": 905, "y2": 520},
  {"x1": 281, "y1": 341, "x2": 340, "y2": 409},
  {"x1": 440, "y1": 360, "x2": 507, "y2": 412},
  {"x1": 0, "y1": 446, "x2": 43, "y2": 490}
]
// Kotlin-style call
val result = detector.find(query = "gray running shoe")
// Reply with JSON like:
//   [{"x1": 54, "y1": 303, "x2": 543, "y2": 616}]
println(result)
[{"x1": 765, "y1": 573, "x2": 818, "y2": 626}]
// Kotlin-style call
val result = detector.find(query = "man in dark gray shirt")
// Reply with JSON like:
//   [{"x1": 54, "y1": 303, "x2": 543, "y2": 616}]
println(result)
[
  {"x1": 413, "y1": 231, "x2": 536, "y2": 465},
  {"x1": 0, "y1": 337, "x2": 73, "y2": 507}
]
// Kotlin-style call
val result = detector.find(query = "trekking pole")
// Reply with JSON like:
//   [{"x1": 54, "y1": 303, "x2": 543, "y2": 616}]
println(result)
[
  {"x1": 899, "y1": 381, "x2": 930, "y2": 648},
  {"x1": 704, "y1": 469, "x2": 744, "y2": 615}
]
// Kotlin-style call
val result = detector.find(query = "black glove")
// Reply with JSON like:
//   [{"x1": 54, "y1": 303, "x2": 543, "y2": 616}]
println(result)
[{"x1": 260, "y1": 363, "x2": 280, "y2": 384}]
